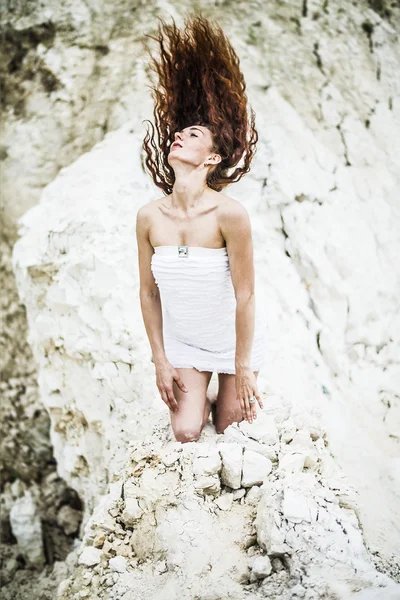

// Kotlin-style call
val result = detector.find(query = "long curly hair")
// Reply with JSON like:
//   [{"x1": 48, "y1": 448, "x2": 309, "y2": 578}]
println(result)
[{"x1": 141, "y1": 14, "x2": 258, "y2": 195}]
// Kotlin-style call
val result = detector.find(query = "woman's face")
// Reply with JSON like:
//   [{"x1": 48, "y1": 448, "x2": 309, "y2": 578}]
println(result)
[{"x1": 167, "y1": 125, "x2": 220, "y2": 169}]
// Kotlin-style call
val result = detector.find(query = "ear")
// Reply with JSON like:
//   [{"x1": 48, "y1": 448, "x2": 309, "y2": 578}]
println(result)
[{"x1": 207, "y1": 153, "x2": 222, "y2": 165}]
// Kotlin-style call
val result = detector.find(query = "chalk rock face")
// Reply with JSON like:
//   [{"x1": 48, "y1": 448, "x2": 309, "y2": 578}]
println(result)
[
  {"x1": 0, "y1": 1, "x2": 156, "y2": 235},
  {"x1": 12, "y1": 123, "x2": 157, "y2": 527}
]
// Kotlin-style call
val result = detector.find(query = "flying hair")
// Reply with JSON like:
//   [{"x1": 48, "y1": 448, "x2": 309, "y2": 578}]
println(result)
[{"x1": 141, "y1": 13, "x2": 259, "y2": 194}]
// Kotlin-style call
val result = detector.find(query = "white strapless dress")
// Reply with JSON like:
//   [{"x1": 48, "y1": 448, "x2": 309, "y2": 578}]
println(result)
[{"x1": 150, "y1": 245, "x2": 267, "y2": 374}]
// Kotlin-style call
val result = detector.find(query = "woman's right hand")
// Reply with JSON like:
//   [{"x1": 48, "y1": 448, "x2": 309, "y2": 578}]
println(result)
[{"x1": 155, "y1": 360, "x2": 188, "y2": 412}]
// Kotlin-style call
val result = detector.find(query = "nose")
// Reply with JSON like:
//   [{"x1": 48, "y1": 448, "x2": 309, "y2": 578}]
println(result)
[{"x1": 174, "y1": 131, "x2": 183, "y2": 142}]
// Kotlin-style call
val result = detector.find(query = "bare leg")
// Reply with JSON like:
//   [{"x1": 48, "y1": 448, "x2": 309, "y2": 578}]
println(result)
[
  {"x1": 170, "y1": 368, "x2": 213, "y2": 443},
  {"x1": 203, "y1": 377, "x2": 219, "y2": 426},
  {"x1": 214, "y1": 371, "x2": 259, "y2": 434}
]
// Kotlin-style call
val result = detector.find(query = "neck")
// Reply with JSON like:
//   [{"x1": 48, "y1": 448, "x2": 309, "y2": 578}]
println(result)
[{"x1": 170, "y1": 169, "x2": 209, "y2": 212}]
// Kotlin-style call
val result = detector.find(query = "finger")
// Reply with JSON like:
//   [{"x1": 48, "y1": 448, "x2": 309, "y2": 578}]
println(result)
[
  {"x1": 166, "y1": 387, "x2": 179, "y2": 412},
  {"x1": 247, "y1": 398, "x2": 255, "y2": 423},
  {"x1": 256, "y1": 392, "x2": 263, "y2": 410},
  {"x1": 251, "y1": 396, "x2": 257, "y2": 420},
  {"x1": 175, "y1": 377, "x2": 188, "y2": 392},
  {"x1": 249, "y1": 391, "x2": 257, "y2": 420},
  {"x1": 160, "y1": 389, "x2": 172, "y2": 411},
  {"x1": 161, "y1": 389, "x2": 175, "y2": 412},
  {"x1": 238, "y1": 395, "x2": 247, "y2": 420},
  {"x1": 247, "y1": 393, "x2": 256, "y2": 422},
  {"x1": 243, "y1": 395, "x2": 251, "y2": 423},
  {"x1": 161, "y1": 388, "x2": 178, "y2": 412}
]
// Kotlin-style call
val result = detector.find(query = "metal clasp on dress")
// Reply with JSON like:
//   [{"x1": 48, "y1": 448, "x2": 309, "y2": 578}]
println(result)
[{"x1": 178, "y1": 245, "x2": 189, "y2": 257}]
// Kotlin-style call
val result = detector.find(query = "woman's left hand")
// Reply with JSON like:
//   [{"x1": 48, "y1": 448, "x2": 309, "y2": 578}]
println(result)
[{"x1": 235, "y1": 367, "x2": 263, "y2": 423}]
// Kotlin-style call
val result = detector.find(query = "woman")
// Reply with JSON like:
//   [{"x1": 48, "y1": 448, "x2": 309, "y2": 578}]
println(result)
[{"x1": 136, "y1": 14, "x2": 267, "y2": 443}]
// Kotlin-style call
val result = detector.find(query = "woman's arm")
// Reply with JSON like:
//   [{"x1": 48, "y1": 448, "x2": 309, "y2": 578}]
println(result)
[
  {"x1": 219, "y1": 199, "x2": 256, "y2": 370},
  {"x1": 218, "y1": 198, "x2": 262, "y2": 422},
  {"x1": 136, "y1": 205, "x2": 188, "y2": 412},
  {"x1": 135, "y1": 205, "x2": 168, "y2": 366}
]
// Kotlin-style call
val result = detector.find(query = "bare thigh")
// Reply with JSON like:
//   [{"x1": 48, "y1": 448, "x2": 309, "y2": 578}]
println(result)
[
  {"x1": 170, "y1": 368, "x2": 213, "y2": 443},
  {"x1": 214, "y1": 371, "x2": 259, "y2": 434}
]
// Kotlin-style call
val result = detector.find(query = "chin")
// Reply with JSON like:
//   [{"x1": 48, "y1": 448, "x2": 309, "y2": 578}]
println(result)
[{"x1": 168, "y1": 153, "x2": 183, "y2": 164}]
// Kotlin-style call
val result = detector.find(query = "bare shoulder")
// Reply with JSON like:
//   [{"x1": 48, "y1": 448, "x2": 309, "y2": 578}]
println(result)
[
  {"x1": 136, "y1": 196, "x2": 166, "y2": 226},
  {"x1": 216, "y1": 193, "x2": 249, "y2": 215},
  {"x1": 216, "y1": 193, "x2": 251, "y2": 231},
  {"x1": 136, "y1": 196, "x2": 165, "y2": 217}
]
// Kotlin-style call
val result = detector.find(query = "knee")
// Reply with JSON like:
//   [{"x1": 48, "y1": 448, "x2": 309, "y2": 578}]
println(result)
[
  {"x1": 214, "y1": 417, "x2": 226, "y2": 435},
  {"x1": 215, "y1": 423, "x2": 227, "y2": 435},
  {"x1": 215, "y1": 414, "x2": 244, "y2": 435},
  {"x1": 173, "y1": 427, "x2": 201, "y2": 443}
]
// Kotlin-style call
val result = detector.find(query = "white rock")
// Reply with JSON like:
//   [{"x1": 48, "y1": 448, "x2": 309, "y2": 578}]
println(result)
[
  {"x1": 238, "y1": 412, "x2": 279, "y2": 445},
  {"x1": 282, "y1": 429, "x2": 319, "y2": 470},
  {"x1": 282, "y1": 488, "x2": 312, "y2": 524},
  {"x1": 82, "y1": 571, "x2": 93, "y2": 586},
  {"x1": 277, "y1": 452, "x2": 305, "y2": 475},
  {"x1": 232, "y1": 488, "x2": 246, "y2": 501},
  {"x1": 10, "y1": 479, "x2": 26, "y2": 498},
  {"x1": 109, "y1": 556, "x2": 128, "y2": 573},
  {"x1": 242, "y1": 450, "x2": 273, "y2": 487},
  {"x1": 122, "y1": 497, "x2": 143, "y2": 526},
  {"x1": 288, "y1": 429, "x2": 315, "y2": 451},
  {"x1": 214, "y1": 494, "x2": 233, "y2": 511},
  {"x1": 155, "y1": 560, "x2": 168, "y2": 574},
  {"x1": 268, "y1": 543, "x2": 293, "y2": 557},
  {"x1": 96, "y1": 511, "x2": 117, "y2": 534},
  {"x1": 9, "y1": 490, "x2": 45, "y2": 568},
  {"x1": 57, "y1": 579, "x2": 71, "y2": 597},
  {"x1": 161, "y1": 451, "x2": 181, "y2": 467},
  {"x1": 218, "y1": 442, "x2": 243, "y2": 489},
  {"x1": 220, "y1": 425, "x2": 248, "y2": 446},
  {"x1": 290, "y1": 583, "x2": 306, "y2": 597},
  {"x1": 194, "y1": 475, "x2": 221, "y2": 496},
  {"x1": 280, "y1": 423, "x2": 297, "y2": 444},
  {"x1": 255, "y1": 484, "x2": 287, "y2": 552},
  {"x1": 193, "y1": 447, "x2": 221, "y2": 476},
  {"x1": 57, "y1": 505, "x2": 82, "y2": 535},
  {"x1": 78, "y1": 547, "x2": 102, "y2": 567},
  {"x1": 245, "y1": 485, "x2": 262, "y2": 505},
  {"x1": 122, "y1": 479, "x2": 140, "y2": 501},
  {"x1": 251, "y1": 555, "x2": 273, "y2": 579},
  {"x1": 246, "y1": 439, "x2": 277, "y2": 461}
]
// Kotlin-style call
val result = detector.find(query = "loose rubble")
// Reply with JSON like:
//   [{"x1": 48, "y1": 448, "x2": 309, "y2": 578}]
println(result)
[{"x1": 53, "y1": 419, "x2": 400, "y2": 600}]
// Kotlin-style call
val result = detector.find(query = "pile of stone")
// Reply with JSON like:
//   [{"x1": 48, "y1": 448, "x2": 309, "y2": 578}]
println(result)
[{"x1": 55, "y1": 414, "x2": 399, "y2": 600}]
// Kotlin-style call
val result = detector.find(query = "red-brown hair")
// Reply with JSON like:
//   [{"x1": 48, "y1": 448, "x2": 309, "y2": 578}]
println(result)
[{"x1": 141, "y1": 14, "x2": 258, "y2": 195}]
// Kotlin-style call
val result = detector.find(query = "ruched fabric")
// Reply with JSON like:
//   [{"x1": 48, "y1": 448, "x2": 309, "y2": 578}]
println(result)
[{"x1": 150, "y1": 246, "x2": 267, "y2": 374}]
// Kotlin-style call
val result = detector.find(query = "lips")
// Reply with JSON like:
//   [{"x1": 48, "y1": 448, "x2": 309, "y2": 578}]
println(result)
[{"x1": 171, "y1": 142, "x2": 182, "y2": 149}]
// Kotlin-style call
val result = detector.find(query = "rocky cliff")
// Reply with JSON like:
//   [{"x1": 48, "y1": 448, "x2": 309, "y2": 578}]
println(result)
[{"x1": 1, "y1": 1, "x2": 400, "y2": 598}]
